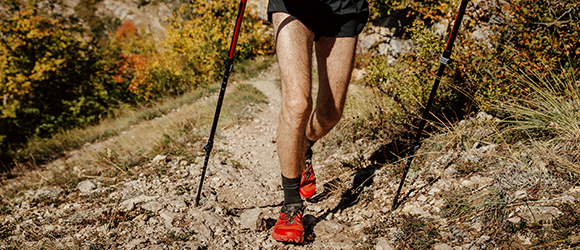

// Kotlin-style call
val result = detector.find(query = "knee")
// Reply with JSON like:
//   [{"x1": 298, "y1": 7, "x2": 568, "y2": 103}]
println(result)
[{"x1": 281, "y1": 97, "x2": 312, "y2": 127}]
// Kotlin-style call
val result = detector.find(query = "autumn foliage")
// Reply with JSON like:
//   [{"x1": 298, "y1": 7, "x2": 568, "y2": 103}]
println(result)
[
  {"x1": 0, "y1": 2, "x2": 107, "y2": 145},
  {"x1": 363, "y1": 0, "x2": 579, "y2": 122},
  {"x1": 123, "y1": 0, "x2": 272, "y2": 100},
  {"x1": 0, "y1": 0, "x2": 272, "y2": 162}
]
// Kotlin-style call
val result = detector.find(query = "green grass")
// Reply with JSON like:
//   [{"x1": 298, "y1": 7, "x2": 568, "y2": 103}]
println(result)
[{"x1": 13, "y1": 89, "x2": 210, "y2": 163}]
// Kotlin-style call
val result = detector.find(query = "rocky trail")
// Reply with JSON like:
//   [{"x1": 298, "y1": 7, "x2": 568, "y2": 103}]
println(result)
[{"x1": 2, "y1": 63, "x2": 579, "y2": 250}]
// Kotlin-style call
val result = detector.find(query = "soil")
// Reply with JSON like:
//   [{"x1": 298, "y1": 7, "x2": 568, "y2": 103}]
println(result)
[{"x1": 1, "y1": 63, "x2": 578, "y2": 250}]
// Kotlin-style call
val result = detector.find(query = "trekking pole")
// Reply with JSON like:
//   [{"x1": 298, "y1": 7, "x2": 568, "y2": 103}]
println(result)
[
  {"x1": 195, "y1": 0, "x2": 247, "y2": 207},
  {"x1": 392, "y1": 0, "x2": 470, "y2": 210}
]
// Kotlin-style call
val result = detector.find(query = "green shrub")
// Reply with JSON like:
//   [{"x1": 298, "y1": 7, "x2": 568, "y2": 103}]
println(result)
[
  {"x1": 362, "y1": 19, "x2": 465, "y2": 124},
  {"x1": 453, "y1": 0, "x2": 579, "y2": 111},
  {"x1": 0, "y1": 0, "x2": 273, "y2": 165},
  {"x1": 127, "y1": 0, "x2": 273, "y2": 100},
  {"x1": 363, "y1": 0, "x2": 579, "y2": 124}
]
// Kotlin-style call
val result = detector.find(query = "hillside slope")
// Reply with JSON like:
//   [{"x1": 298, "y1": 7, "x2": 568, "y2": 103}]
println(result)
[{"x1": 1, "y1": 61, "x2": 579, "y2": 249}]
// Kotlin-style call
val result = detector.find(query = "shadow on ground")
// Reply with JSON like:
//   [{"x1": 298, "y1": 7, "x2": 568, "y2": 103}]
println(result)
[{"x1": 310, "y1": 138, "x2": 413, "y2": 221}]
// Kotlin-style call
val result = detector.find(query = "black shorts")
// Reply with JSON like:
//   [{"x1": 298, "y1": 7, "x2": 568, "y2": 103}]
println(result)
[{"x1": 267, "y1": 0, "x2": 369, "y2": 40}]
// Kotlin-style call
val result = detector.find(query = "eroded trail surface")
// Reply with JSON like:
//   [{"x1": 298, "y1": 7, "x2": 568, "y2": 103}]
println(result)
[
  {"x1": 3, "y1": 63, "x2": 578, "y2": 250},
  {"x1": 1, "y1": 64, "x2": 376, "y2": 249},
  {"x1": 191, "y1": 63, "x2": 369, "y2": 249}
]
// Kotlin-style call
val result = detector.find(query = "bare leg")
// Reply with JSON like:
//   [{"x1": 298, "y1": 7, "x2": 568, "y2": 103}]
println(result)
[
  {"x1": 272, "y1": 12, "x2": 315, "y2": 179},
  {"x1": 306, "y1": 36, "x2": 357, "y2": 141}
]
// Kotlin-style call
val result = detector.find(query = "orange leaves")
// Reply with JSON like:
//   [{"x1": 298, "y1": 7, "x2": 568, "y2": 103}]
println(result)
[
  {"x1": 115, "y1": 20, "x2": 138, "y2": 40},
  {"x1": 118, "y1": 52, "x2": 151, "y2": 97},
  {"x1": 111, "y1": 0, "x2": 273, "y2": 100},
  {"x1": 113, "y1": 53, "x2": 147, "y2": 84}
]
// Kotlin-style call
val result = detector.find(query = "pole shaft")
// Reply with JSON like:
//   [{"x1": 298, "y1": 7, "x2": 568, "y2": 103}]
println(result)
[
  {"x1": 195, "y1": 0, "x2": 247, "y2": 207},
  {"x1": 392, "y1": 0, "x2": 469, "y2": 210}
]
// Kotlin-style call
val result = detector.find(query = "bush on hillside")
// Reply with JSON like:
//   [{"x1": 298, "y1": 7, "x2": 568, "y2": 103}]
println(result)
[
  {"x1": 0, "y1": 2, "x2": 112, "y2": 144},
  {"x1": 0, "y1": 0, "x2": 273, "y2": 165},
  {"x1": 454, "y1": 0, "x2": 579, "y2": 111},
  {"x1": 363, "y1": 0, "x2": 579, "y2": 125},
  {"x1": 124, "y1": 0, "x2": 273, "y2": 100}
]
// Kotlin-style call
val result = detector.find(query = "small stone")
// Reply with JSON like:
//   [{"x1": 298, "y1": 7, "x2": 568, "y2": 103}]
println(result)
[
  {"x1": 361, "y1": 209, "x2": 373, "y2": 219},
  {"x1": 460, "y1": 175, "x2": 475, "y2": 185},
  {"x1": 240, "y1": 207, "x2": 263, "y2": 231},
  {"x1": 444, "y1": 167, "x2": 457, "y2": 178},
  {"x1": 77, "y1": 180, "x2": 96, "y2": 193},
  {"x1": 410, "y1": 206, "x2": 427, "y2": 216},
  {"x1": 517, "y1": 206, "x2": 562, "y2": 223},
  {"x1": 159, "y1": 210, "x2": 181, "y2": 228},
  {"x1": 514, "y1": 190, "x2": 527, "y2": 199},
  {"x1": 34, "y1": 186, "x2": 63, "y2": 199},
  {"x1": 152, "y1": 155, "x2": 167, "y2": 164},
  {"x1": 169, "y1": 198, "x2": 187, "y2": 211},
  {"x1": 121, "y1": 196, "x2": 156, "y2": 211},
  {"x1": 477, "y1": 235, "x2": 491, "y2": 244},
  {"x1": 375, "y1": 237, "x2": 394, "y2": 250},
  {"x1": 517, "y1": 233, "x2": 533, "y2": 245},
  {"x1": 141, "y1": 201, "x2": 163, "y2": 213},
  {"x1": 199, "y1": 211, "x2": 224, "y2": 227},
  {"x1": 433, "y1": 243, "x2": 454, "y2": 250},
  {"x1": 125, "y1": 238, "x2": 147, "y2": 250},
  {"x1": 507, "y1": 217, "x2": 521, "y2": 224},
  {"x1": 326, "y1": 213, "x2": 334, "y2": 220},
  {"x1": 196, "y1": 223, "x2": 214, "y2": 242},
  {"x1": 314, "y1": 220, "x2": 344, "y2": 235},
  {"x1": 417, "y1": 195, "x2": 428, "y2": 202}
]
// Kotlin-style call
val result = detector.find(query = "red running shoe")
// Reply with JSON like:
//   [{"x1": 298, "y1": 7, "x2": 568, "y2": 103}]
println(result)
[
  {"x1": 272, "y1": 203, "x2": 304, "y2": 243},
  {"x1": 300, "y1": 147, "x2": 316, "y2": 198}
]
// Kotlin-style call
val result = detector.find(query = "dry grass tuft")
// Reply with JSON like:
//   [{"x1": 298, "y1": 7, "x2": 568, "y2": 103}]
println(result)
[{"x1": 496, "y1": 68, "x2": 580, "y2": 175}]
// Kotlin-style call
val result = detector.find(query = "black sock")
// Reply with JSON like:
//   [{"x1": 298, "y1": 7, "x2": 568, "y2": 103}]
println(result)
[
  {"x1": 306, "y1": 139, "x2": 316, "y2": 161},
  {"x1": 282, "y1": 174, "x2": 302, "y2": 205}
]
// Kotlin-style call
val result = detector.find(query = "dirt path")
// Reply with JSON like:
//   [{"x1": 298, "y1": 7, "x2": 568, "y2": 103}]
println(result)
[
  {"x1": 208, "y1": 63, "x2": 283, "y2": 209},
  {"x1": 1, "y1": 62, "x2": 370, "y2": 249},
  {"x1": 4, "y1": 61, "x2": 574, "y2": 250}
]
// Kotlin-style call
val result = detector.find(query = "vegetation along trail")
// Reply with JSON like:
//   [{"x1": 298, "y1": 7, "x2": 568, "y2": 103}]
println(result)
[{"x1": 1, "y1": 0, "x2": 579, "y2": 248}]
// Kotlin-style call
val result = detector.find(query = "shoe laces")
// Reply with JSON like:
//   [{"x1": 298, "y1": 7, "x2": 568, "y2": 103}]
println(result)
[
  {"x1": 303, "y1": 163, "x2": 314, "y2": 180},
  {"x1": 281, "y1": 205, "x2": 303, "y2": 225}
]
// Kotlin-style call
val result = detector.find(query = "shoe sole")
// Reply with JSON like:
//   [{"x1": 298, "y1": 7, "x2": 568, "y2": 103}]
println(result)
[
  {"x1": 300, "y1": 187, "x2": 315, "y2": 199},
  {"x1": 272, "y1": 232, "x2": 304, "y2": 243}
]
